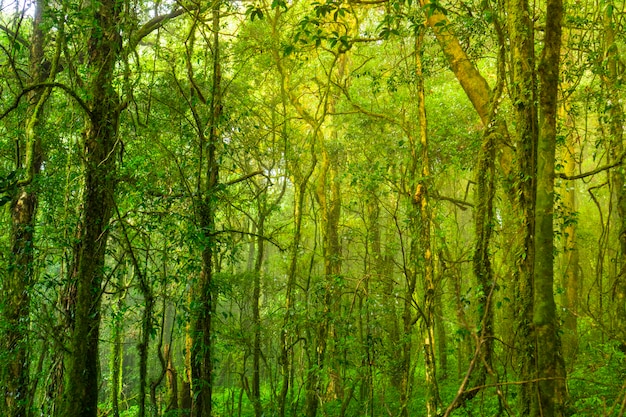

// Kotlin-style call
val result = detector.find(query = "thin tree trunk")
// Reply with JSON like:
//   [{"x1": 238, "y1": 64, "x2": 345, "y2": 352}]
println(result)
[
  {"x1": 117, "y1": 208, "x2": 154, "y2": 417},
  {"x1": 190, "y1": 5, "x2": 221, "y2": 417},
  {"x1": 110, "y1": 273, "x2": 128, "y2": 417},
  {"x1": 560, "y1": 104, "x2": 580, "y2": 362},
  {"x1": 414, "y1": 31, "x2": 440, "y2": 417},
  {"x1": 307, "y1": 50, "x2": 348, "y2": 415},
  {"x1": 165, "y1": 344, "x2": 179, "y2": 412},
  {"x1": 602, "y1": 2, "x2": 626, "y2": 346},
  {"x1": 271, "y1": 10, "x2": 318, "y2": 410},
  {"x1": 533, "y1": 0, "x2": 565, "y2": 414},
  {"x1": 279, "y1": 177, "x2": 311, "y2": 417},
  {"x1": 251, "y1": 213, "x2": 265, "y2": 417}
]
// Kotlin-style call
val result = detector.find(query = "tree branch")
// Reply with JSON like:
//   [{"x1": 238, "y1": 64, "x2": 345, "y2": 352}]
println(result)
[
  {"x1": 557, "y1": 151, "x2": 626, "y2": 180},
  {"x1": 225, "y1": 170, "x2": 264, "y2": 186},
  {"x1": 0, "y1": 82, "x2": 91, "y2": 121},
  {"x1": 217, "y1": 228, "x2": 286, "y2": 252},
  {"x1": 0, "y1": 23, "x2": 29, "y2": 48},
  {"x1": 128, "y1": 8, "x2": 187, "y2": 50}
]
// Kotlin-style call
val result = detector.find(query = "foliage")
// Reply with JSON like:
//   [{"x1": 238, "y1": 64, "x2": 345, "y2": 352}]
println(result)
[{"x1": 1, "y1": 0, "x2": 626, "y2": 416}]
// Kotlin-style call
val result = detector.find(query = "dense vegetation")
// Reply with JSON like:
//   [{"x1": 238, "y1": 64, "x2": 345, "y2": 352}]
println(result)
[{"x1": 0, "y1": 0, "x2": 625, "y2": 415}]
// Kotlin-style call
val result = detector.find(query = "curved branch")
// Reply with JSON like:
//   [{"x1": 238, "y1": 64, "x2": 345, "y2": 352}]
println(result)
[
  {"x1": 0, "y1": 43, "x2": 25, "y2": 89},
  {"x1": 0, "y1": 82, "x2": 91, "y2": 121},
  {"x1": 128, "y1": 8, "x2": 187, "y2": 51}
]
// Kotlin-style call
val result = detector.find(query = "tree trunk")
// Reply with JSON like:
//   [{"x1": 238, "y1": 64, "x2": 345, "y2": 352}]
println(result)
[
  {"x1": 165, "y1": 344, "x2": 180, "y2": 412},
  {"x1": 3, "y1": 0, "x2": 48, "y2": 414},
  {"x1": 110, "y1": 275, "x2": 128, "y2": 417},
  {"x1": 190, "y1": 5, "x2": 222, "y2": 417},
  {"x1": 418, "y1": 0, "x2": 490, "y2": 125},
  {"x1": 251, "y1": 213, "x2": 265, "y2": 417},
  {"x1": 279, "y1": 176, "x2": 311, "y2": 417},
  {"x1": 270, "y1": 9, "x2": 318, "y2": 412},
  {"x1": 533, "y1": 0, "x2": 565, "y2": 415},
  {"x1": 560, "y1": 104, "x2": 580, "y2": 362},
  {"x1": 506, "y1": 0, "x2": 538, "y2": 412},
  {"x1": 307, "y1": 51, "x2": 348, "y2": 415},
  {"x1": 602, "y1": 2, "x2": 626, "y2": 346},
  {"x1": 61, "y1": 0, "x2": 122, "y2": 413},
  {"x1": 415, "y1": 31, "x2": 440, "y2": 417}
]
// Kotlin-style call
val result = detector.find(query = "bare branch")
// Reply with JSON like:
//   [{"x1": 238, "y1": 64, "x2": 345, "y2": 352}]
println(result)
[
  {"x1": 557, "y1": 151, "x2": 626, "y2": 180},
  {"x1": 217, "y1": 228, "x2": 286, "y2": 252}
]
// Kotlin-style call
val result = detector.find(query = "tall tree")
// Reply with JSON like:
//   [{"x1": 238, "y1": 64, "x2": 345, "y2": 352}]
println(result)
[
  {"x1": 188, "y1": 4, "x2": 223, "y2": 416},
  {"x1": 60, "y1": 0, "x2": 123, "y2": 412},
  {"x1": 602, "y1": 0, "x2": 626, "y2": 344},
  {"x1": 3, "y1": 0, "x2": 52, "y2": 414},
  {"x1": 533, "y1": 0, "x2": 565, "y2": 414},
  {"x1": 506, "y1": 0, "x2": 538, "y2": 410},
  {"x1": 414, "y1": 30, "x2": 440, "y2": 417}
]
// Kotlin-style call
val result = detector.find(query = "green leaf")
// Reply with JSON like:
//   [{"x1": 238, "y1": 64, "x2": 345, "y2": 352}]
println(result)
[{"x1": 271, "y1": 0, "x2": 288, "y2": 10}]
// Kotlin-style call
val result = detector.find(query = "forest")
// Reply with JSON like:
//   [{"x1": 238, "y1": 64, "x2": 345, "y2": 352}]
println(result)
[{"x1": 0, "y1": 0, "x2": 625, "y2": 415}]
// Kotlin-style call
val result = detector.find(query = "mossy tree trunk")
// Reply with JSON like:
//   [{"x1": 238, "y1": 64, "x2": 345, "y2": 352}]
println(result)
[
  {"x1": 3, "y1": 0, "x2": 50, "y2": 414},
  {"x1": 506, "y1": 0, "x2": 538, "y2": 412},
  {"x1": 533, "y1": 0, "x2": 565, "y2": 415},
  {"x1": 414, "y1": 31, "x2": 440, "y2": 417},
  {"x1": 601, "y1": 0, "x2": 626, "y2": 345},
  {"x1": 61, "y1": 0, "x2": 122, "y2": 413},
  {"x1": 190, "y1": 5, "x2": 222, "y2": 416},
  {"x1": 560, "y1": 105, "x2": 580, "y2": 361}
]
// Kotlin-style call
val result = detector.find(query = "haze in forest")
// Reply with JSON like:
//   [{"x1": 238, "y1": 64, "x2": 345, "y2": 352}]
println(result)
[{"x1": 0, "y1": 0, "x2": 625, "y2": 416}]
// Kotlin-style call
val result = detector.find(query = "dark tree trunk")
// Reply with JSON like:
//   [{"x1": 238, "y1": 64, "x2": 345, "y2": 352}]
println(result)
[
  {"x1": 61, "y1": 0, "x2": 122, "y2": 413},
  {"x1": 190, "y1": 5, "x2": 221, "y2": 417}
]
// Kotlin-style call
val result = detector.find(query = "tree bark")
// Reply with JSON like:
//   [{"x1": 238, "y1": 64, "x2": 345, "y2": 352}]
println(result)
[
  {"x1": 61, "y1": 0, "x2": 122, "y2": 413},
  {"x1": 414, "y1": 31, "x2": 440, "y2": 417},
  {"x1": 506, "y1": 0, "x2": 539, "y2": 412},
  {"x1": 3, "y1": 0, "x2": 48, "y2": 414},
  {"x1": 110, "y1": 273, "x2": 128, "y2": 417},
  {"x1": 251, "y1": 212, "x2": 265, "y2": 417},
  {"x1": 560, "y1": 104, "x2": 579, "y2": 361},
  {"x1": 602, "y1": 1, "x2": 626, "y2": 346},
  {"x1": 533, "y1": 0, "x2": 565, "y2": 414},
  {"x1": 190, "y1": 5, "x2": 222, "y2": 417},
  {"x1": 418, "y1": 0, "x2": 491, "y2": 125}
]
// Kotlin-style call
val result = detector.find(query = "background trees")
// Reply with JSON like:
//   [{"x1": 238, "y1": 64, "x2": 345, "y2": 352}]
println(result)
[{"x1": 1, "y1": 0, "x2": 626, "y2": 416}]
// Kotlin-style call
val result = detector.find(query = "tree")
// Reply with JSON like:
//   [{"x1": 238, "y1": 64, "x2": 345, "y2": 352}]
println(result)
[
  {"x1": 533, "y1": 0, "x2": 566, "y2": 414},
  {"x1": 60, "y1": 0, "x2": 123, "y2": 412},
  {"x1": 2, "y1": 0, "x2": 51, "y2": 414}
]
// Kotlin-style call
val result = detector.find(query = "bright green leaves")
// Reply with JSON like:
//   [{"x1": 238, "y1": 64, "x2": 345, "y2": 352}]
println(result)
[
  {"x1": 293, "y1": 0, "x2": 354, "y2": 50},
  {"x1": 245, "y1": 0, "x2": 288, "y2": 21},
  {"x1": 311, "y1": 0, "x2": 348, "y2": 21},
  {"x1": 246, "y1": 5, "x2": 264, "y2": 21},
  {"x1": 272, "y1": 0, "x2": 289, "y2": 10},
  {"x1": 421, "y1": 0, "x2": 448, "y2": 18},
  {"x1": 328, "y1": 32, "x2": 350, "y2": 49},
  {"x1": 377, "y1": 13, "x2": 402, "y2": 39}
]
